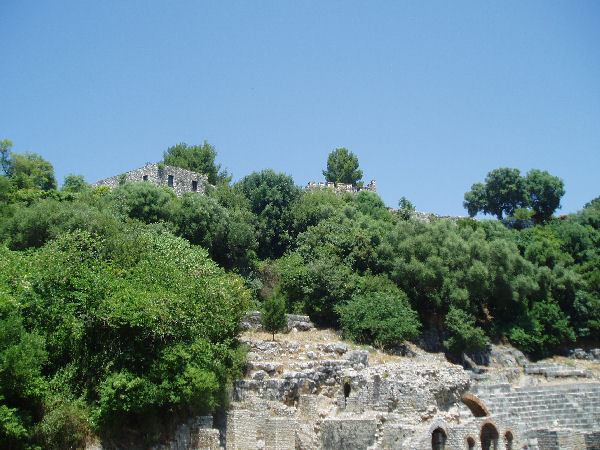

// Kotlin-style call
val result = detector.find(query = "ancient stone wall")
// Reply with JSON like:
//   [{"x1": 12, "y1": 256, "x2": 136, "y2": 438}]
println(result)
[
  {"x1": 305, "y1": 179, "x2": 376, "y2": 194},
  {"x1": 320, "y1": 418, "x2": 377, "y2": 449},
  {"x1": 149, "y1": 415, "x2": 220, "y2": 450},
  {"x1": 472, "y1": 382, "x2": 600, "y2": 433},
  {"x1": 240, "y1": 311, "x2": 315, "y2": 332},
  {"x1": 92, "y1": 163, "x2": 209, "y2": 197},
  {"x1": 264, "y1": 417, "x2": 297, "y2": 450}
]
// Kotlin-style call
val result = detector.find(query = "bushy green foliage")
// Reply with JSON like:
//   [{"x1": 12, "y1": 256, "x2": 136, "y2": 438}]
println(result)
[
  {"x1": 174, "y1": 193, "x2": 229, "y2": 259},
  {"x1": 0, "y1": 294, "x2": 48, "y2": 448},
  {"x1": 290, "y1": 189, "x2": 351, "y2": 237},
  {"x1": 336, "y1": 290, "x2": 420, "y2": 348},
  {"x1": 397, "y1": 196, "x2": 415, "y2": 220},
  {"x1": 464, "y1": 167, "x2": 564, "y2": 222},
  {"x1": 0, "y1": 198, "x2": 121, "y2": 250},
  {"x1": 0, "y1": 141, "x2": 57, "y2": 191},
  {"x1": 163, "y1": 142, "x2": 231, "y2": 185},
  {"x1": 0, "y1": 227, "x2": 251, "y2": 444},
  {"x1": 235, "y1": 170, "x2": 301, "y2": 259},
  {"x1": 110, "y1": 182, "x2": 176, "y2": 224},
  {"x1": 261, "y1": 292, "x2": 287, "y2": 340},
  {"x1": 322, "y1": 147, "x2": 362, "y2": 185},
  {"x1": 61, "y1": 174, "x2": 89, "y2": 194},
  {"x1": 443, "y1": 307, "x2": 487, "y2": 356},
  {"x1": 276, "y1": 253, "x2": 357, "y2": 327},
  {"x1": 509, "y1": 298, "x2": 575, "y2": 358}
]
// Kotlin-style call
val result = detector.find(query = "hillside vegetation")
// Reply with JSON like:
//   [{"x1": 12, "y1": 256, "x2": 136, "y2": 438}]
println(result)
[{"x1": 1, "y1": 139, "x2": 599, "y2": 447}]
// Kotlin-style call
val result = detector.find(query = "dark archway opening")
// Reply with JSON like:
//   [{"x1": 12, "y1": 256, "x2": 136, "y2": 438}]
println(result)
[
  {"x1": 343, "y1": 381, "x2": 351, "y2": 398},
  {"x1": 481, "y1": 423, "x2": 499, "y2": 450},
  {"x1": 467, "y1": 436, "x2": 476, "y2": 449},
  {"x1": 504, "y1": 431, "x2": 513, "y2": 450},
  {"x1": 432, "y1": 427, "x2": 447, "y2": 450}
]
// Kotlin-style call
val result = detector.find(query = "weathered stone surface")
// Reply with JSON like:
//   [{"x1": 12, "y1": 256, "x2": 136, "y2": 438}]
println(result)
[
  {"x1": 92, "y1": 163, "x2": 209, "y2": 198},
  {"x1": 345, "y1": 350, "x2": 369, "y2": 367},
  {"x1": 130, "y1": 327, "x2": 600, "y2": 449},
  {"x1": 320, "y1": 418, "x2": 377, "y2": 449},
  {"x1": 240, "y1": 311, "x2": 315, "y2": 333}
]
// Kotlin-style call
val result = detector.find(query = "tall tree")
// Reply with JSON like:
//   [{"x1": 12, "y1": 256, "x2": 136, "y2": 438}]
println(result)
[
  {"x1": 464, "y1": 167, "x2": 564, "y2": 222},
  {"x1": 464, "y1": 168, "x2": 527, "y2": 220},
  {"x1": 163, "y1": 141, "x2": 231, "y2": 185},
  {"x1": 235, "y1": 169, "x2": 301, "y2": 259},
  {"x1": 322, "y1": 148, "x2": 363, "y2": 185},
  {"x1": 261, "y1": 293, "x2": 287, "y2": 341},
  {"x1": 525, "y1": 169, "x2": 565, "y2": 223},
  {"x1": 0, "y1": 139, "x2": 12, "y2": 175},
  {"x1": 1, "y1": 141, "x2": 57, "y2": 191},
  {"x1": 62, "y1": 174, "x2": 89, "y2": 193}
]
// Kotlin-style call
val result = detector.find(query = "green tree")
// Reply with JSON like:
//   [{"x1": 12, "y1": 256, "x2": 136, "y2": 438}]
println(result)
[
  {"x1": 235, "y1": 170, "x2": 301, "y2": 259},
  {"x1": 464, "y1": 168, "x2": 526, "y2": 220},
  {"x1": 173, "y1": 193, "x2": 229, "y2": 263},
  {"x1": 464, "y1": 168, "x2": 565, "y2": 223},
  {"x1": 578, "y1": 196, "x2": 600, "y2": 230},
  {"x1": 443, "y1": 307, "x2": 487, "y2": 357},
  {"x1": 525, "y1": 169, "x2": 565, "y2": 223},
  {"x1": 61, "y1": 174, "x2": 89, "y2": 194},
  {"x1": 335, "y1": 290, "x2": 420, "y2": 348},
  {"x1": 110, "y1": 182, "x2": 176, "y2": 224},
  {"x1": 322, "y1": 148, "x2": 363, "y2": 185},
  {"x1": 0, "y1": 139, "x2": 12, "y2": 175},
  {"x1": 397, "y1": 196, "x2": 415, "y2": 220},
  {"x1": 0, "y1": 228, "x2": 251, "y2": 443},
  {"x1": 163, "y1": 142, "x2": 231, "y2": 185},
  {"x1": 261, "y1": 293, "x2": 287, "y2": 341}
]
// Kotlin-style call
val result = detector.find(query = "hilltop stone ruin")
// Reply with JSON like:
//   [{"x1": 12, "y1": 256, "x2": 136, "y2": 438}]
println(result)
[
  {"x1": 306, "y1": 180, "x2": 377, "y2": 194},
  {"x1": 92, "y1": 163, "x2": 209, "y2": 197}
]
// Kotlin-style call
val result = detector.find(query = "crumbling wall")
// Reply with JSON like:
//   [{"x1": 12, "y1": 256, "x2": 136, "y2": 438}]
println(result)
[
  {"x1": 92, "y1": 163, "x2": 209, "y2": 197},
  {"x1": 305, "y1": 179, "x2": 376, "y2": 194},
  {"x1": 320, "y1": 418, "x2": 377, "y2": 449}
]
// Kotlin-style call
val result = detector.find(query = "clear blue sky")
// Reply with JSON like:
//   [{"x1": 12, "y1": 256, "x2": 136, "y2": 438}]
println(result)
[{"x1": 2, "y1": 1, "x2": 599, "y2": 216}]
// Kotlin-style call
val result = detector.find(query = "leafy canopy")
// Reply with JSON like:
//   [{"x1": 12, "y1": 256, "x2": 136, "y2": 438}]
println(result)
[
  {"x1": 464, "y1": 167, "x2": 564, "y2": 222},
  {"x1": 163, "y1": 141, "x2": 231, "y2": 185},
  {"x1": 0, "y1": 139, "x2": 57, "y2": 191},
  {"x1": 261, "y1": 292, "x2": 287, "y2": 340},
  {"x1": 322, "y1": 147, "x2": 363, "y2": 185}
]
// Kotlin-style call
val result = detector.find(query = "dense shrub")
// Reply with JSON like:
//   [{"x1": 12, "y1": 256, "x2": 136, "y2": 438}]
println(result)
[
  {"x1": 335, "y1": 290, "x2": 420, "y2": 348},
  {"x1": 443, "y1": 307, "x2": 487, "y2": 357},
  {"x1": 0, "y1": 227, "x2": 251, "y2": 444},
  {"x1": 261, "y1": 291, "x2": 287, "y2": 340}
]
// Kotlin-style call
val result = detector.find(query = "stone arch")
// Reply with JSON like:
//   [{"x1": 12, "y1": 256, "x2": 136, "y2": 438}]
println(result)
[
  {"x1": 466, "y1": 436, "x2": 476, "y2": 449},
  {"x1": 504, "y1": 430, "x2": 513, "y2": 450},
  {"x1": 432, "y1": 427, "x2": 447, "y2": 450},
  {"x1": 462, "y1": 393, "x2": 490, "y2": 417},
  {"x1": 481, "y1": 422, "x2": 499, "y2": 450}
]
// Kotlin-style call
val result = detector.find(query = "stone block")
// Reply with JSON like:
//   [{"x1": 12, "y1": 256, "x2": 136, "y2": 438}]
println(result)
[
  {"x1": 264, "y1": 417, "x2": 297, "y2": 450},
  {"x1": 320, "y1": 418, "x2": 377, "y2": 449},
  {"x1": 195, "y1": 428, "x2": 220, "y2": 450}
]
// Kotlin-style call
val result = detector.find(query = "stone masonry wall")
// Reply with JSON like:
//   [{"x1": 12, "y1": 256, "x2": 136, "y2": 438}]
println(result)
[
  {"x1": 306, "y1": 179, "x2": 376, "y2": 194},
  {"x1": 92, "y1": 163, "x2": 209, "y2": 197}
]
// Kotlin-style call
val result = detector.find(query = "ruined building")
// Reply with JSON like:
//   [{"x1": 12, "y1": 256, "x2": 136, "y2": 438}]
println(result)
[
  {"x1": 91, "y1": 163, "x2": 209, "y2": 197},
  {"x1": 306, "y1": 180, "x2": 377, "y2": 194},
  {"x1": 155, "y1": 314, "x2": 600, "y2": 450}
]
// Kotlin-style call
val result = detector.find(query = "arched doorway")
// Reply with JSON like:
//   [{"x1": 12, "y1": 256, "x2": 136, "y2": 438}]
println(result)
[
  {"x1": 504, "y1": 431, "x2": 513, "y2": 450},
  {"x1": 432, "y1": 427, "x2": 447, "y2": 450},
  {"x1": 481, "y1": 423, "x2": 499, "y2": 450},
  {"x1": 467, "y1": 436, "x2": 476, "y2": 449}
]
